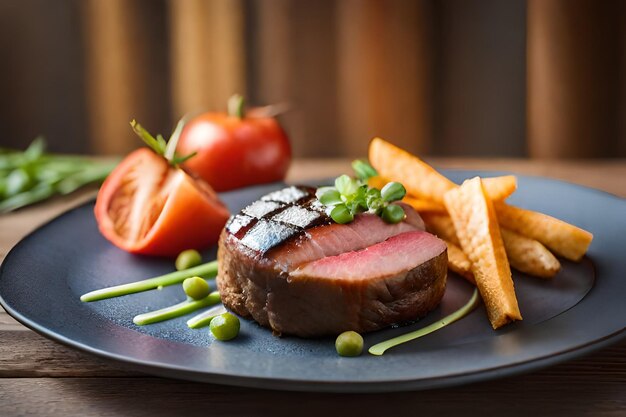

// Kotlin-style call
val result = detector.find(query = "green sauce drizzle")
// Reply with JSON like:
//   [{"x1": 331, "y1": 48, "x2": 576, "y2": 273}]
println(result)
[
  {"x1": 80, "y1": 261, "x2": 218, "y2": 302},
  {"x1": 368, "y1": 289, "x2": 480, "y2": 356}
]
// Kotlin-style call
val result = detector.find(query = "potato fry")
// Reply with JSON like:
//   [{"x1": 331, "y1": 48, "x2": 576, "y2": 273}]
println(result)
[
  {"x1": 369, "y1": 138, "x2": 456, "y2": 204},
  {"x1": 500, "y1": 229, "x2": 561, "y2": 278},
  {"x1": 444, "y1": 177, "x2": 522, "y2": 329},
  {"x1": 482, "y1": 175, "x2": 517, "y2": 201},
  {"x1": 369, "y1": 138, "x2": 517, "y2": 202},
  {"x1": 423, "y1": 212, "x2": 561, "y2": 278},
  {"x1": 403, "y1": 196, "x2": 447, "y2": 213},
  {"x1": 444, "y1": 239, "x2": 475, "y2": 284},
  {"x1": 495, "y1": 202, "x2": 593, "y2": 262},
  {"x1": 366, "y1": 175, "x2": 388, "y2": 190},
  {"x1": 422, "y1": 213, "x2": 459, "y2": 243}
]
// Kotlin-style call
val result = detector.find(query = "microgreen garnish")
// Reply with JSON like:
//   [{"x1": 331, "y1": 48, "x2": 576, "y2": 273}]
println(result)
[
  {"x1": 351, "y1": 159, "x2": 378, "y2": 181},
  {"x1": 130, "y1": 118, "x2": 196, "y2": 167},
  {"x1": 316, "y1": 161, "x2": 407, "y2": 224}
]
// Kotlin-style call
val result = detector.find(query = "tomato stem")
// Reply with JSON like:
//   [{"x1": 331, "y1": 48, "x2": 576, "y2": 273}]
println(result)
[
  {"x1": 130, "y1": 117, "x2": 197, "y2": 167},
  {"x1": 228, "y1": 94, "x2": 245, "y2": 119}
]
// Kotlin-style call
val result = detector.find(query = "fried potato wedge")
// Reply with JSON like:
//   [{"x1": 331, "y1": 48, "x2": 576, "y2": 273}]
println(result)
[
  {"x1": 403, "y1": 196, "x2": 447, "y2": 213},
  {"x1": 369, "y1": 138, "x2": 516, "y2": 202},
  {"x1": 422, "y1": 213, "x2": 459, "y2": 244},
  {"x1": 369, "y1": 138, "x2": 455, "y2": 204},
  {"x1": 423, "y1": 212, "x2": 561, "y2": 278},
  {"x1": 500, "y1": 228, "x2": 561, "y2": 278},
  {"x1": 495, "y1": 202, "x2": 593, "y2": 262},
  {"x1": 444, "y1": 177, "x2": 522, "y2": 329},
  {"x1": 444, "y1": 239, "x2": 475, "y2": 284},
  {"x1": 482, "y1": 175, "x2": 517, "y2": 201},
  {"x1": 366, "y1": 175, "x2": 388, "y2": 190}
]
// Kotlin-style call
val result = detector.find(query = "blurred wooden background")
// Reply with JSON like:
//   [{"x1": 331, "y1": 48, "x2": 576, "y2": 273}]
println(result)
[{"x1": 0, "y1": 0, "x2": 625, "y2": 158}]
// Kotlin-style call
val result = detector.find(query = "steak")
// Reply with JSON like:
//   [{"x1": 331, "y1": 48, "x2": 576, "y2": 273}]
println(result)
[{"x1": 217, "y1": 186, "x2": 447, "y2": 337}]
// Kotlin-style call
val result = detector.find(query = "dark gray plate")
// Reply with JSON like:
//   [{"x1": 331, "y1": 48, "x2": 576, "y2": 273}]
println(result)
[{"x1": 0, "y1": 170, "x2": 624, "y2": 393}]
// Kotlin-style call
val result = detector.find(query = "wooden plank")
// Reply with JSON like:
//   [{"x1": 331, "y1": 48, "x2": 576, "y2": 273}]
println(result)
[
  {"x1": 82, "y1": 0, "x2": 171, "y2": 155},
  {"x1": 168, "y1": 0, "x2": 246, "y2": 116},
  {"x1": 527, "y1": 0, "x2": 621, "y2": 158},
  {"x1": 336, "y1": 0, "x2": 434, "y2": 157},
  {"x1": 0, "y1": 312, "x2": 23, "y2": 331},
  {"x1": 435, "y1": 0, "x2": 527, "y2": 157},
  {"x1": 0, "y1": 331, "x2": 137, "y2": 377},
  {"x1": 248, "y1": 0, "x2": 340, "y2": 158},
  {"x1": 0, "y1": 370, "x2": 625, "y2": 417}
]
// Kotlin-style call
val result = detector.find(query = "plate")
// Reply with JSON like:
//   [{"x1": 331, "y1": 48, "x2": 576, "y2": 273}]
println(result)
[{"x1": 1, "y1": 170, "x2": 624, "y2": 393}]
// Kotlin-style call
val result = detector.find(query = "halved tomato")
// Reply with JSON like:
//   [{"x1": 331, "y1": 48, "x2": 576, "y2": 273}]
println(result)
[{"x1": 94, "y1": 148, "x2": 230, "y2": 257}]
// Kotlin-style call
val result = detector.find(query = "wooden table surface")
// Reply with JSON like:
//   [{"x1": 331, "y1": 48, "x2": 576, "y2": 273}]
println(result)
[{"x1": 1, "y1": 158, "x2": 625, "y2": 417}]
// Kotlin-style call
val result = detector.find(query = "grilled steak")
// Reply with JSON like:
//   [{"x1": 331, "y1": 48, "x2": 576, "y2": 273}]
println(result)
[{"x1": 217, "y1": 186, "x2": 447, "y2": 337}]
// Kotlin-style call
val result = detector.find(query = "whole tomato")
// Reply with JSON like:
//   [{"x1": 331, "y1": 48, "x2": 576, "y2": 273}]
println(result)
[
  {"x1": 94, "y1": 120, "x2": 230, "y2": 257},
  {"x1": 177, "y1": 95, "x2": 291, "y2": 192}
]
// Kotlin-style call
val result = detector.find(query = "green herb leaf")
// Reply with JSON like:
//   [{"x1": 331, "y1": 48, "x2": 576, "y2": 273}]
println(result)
[
  {"x1": 319, "y1": 188, "x2": 342, "y2": 206},
  {"x1": 351, "y1": 159, "x2": 378, "y2": 181},
  {"x1": 335, "y1": 175, "x2": 359, "y2": 196},
  {"x1": 381, "y1": 204, "x2": 406, "y2": 224},
  {"x1": 381, "y1": 182, "x2": 407, "y2": 202},
  {"x1": 329, "y1": 204, "x2": 354, "y2": 224},
  {"x1": 24, "y1": 136, "x2": 46, "y2": 162},
  {"x1": 0, "y1": 183, "x2": 55, "y2": 213},
  {"x1": 5, "y1": 168, "x2": 33, "y2": 197},
  {"x1": 315, "y1": 186, "x2": 336, "y2": 200}
]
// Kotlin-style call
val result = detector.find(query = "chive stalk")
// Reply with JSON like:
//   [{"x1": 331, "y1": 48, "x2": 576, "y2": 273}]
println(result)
[
  {"x1": 80, "y1": 261, "x2": 218, "y2": 302},
  {"x1": 368, "y1": 289, "x2": 481, "y2": 356},
  {"x1": 187, "y1": 305, "x2": 227, "y2": 329},
  {"x1": 133, "y1": 291, "x2": 221, "y2": 326}
]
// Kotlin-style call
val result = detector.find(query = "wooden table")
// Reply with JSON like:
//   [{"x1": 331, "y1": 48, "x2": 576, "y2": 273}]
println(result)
[{"x1": 1, "y1": 158, "x2": 625, "y2": 417}]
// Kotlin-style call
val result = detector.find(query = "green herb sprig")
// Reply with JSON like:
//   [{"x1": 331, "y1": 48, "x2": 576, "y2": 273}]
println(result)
[
  {"x1": 316, "y1": 160, "x2": 407, "y2": 224},
  {"x1": 0, "y1": 137, "x2": 117, "y2": 213}
]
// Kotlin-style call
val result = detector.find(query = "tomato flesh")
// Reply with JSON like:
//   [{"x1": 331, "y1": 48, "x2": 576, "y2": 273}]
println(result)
[{"x1": 95, "y1": 148, "x2": 230, "y2": 257}]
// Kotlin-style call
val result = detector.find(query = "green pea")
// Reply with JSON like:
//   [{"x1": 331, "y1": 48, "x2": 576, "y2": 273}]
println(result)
[
  {"x1": 381, "y1": 182, "x2": 406, "y2": 202},
  {"x1": 381, "y1": 204, "x2": 406, "y2": 224},
  {"x1": 210, "y1": 312, "x2": 240, "y2": 341},
  {"x1": 182, "y1": 276, "x2": 210, "y2": 300},
  {"x1": 335, "y1": 331, "x2": 364, "y2": 357},
  {"x1": 330, "y1": 204, "x2": 354, "y2": 224},
  {"x1": 175, "y1": 249, "x2": 202, "y2": 271}
]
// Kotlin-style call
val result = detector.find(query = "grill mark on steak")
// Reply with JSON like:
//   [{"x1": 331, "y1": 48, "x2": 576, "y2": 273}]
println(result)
[
  {"x1": 240, "y1": 220, "x2": 300, "y2": 253},
  {"x1": 261, "y1": 186, "x2": 311, "y2": 204},
  {"x1": 233, "y1": 186, "x2": 331, "y2": 253}
]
